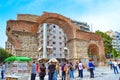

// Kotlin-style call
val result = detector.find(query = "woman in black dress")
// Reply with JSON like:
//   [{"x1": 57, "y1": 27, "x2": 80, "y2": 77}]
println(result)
[{"x1": 39, "y1": 63, "x2": 46, "y2": 80}]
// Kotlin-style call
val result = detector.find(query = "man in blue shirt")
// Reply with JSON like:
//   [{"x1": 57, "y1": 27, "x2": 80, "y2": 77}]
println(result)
[
  {"x1": 109, "y1": 60, "x2": 113, "y2": 69},
  {"x1": 1, "y1": 62, "x2": 5, "y2": 79},
  {"x1": 30, "y1": 61, "x2": 36, "y2": 80},
  {"x1": 88, "y1": 59, "x2": 95, "y2": 78}
]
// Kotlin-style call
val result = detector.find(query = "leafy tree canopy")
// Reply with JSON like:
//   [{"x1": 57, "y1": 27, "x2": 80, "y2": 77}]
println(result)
[
  {"x1": 0, "y1": 48, "x2": 12, "y2": 63},
  {"x1": 95, "y1": 30, "x2": 113, "y2": 54}
]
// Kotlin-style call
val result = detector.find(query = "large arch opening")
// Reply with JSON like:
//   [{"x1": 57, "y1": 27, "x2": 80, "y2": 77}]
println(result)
[
  {"x1": 37, "y1": 23, "x2": 70, "y2": 63},
  {"x1": 37, "y1": 12, "x2": 77, "y2": 61},
  {"x1": 88, "y1": 44, "x2": 99, "y2": 66}
]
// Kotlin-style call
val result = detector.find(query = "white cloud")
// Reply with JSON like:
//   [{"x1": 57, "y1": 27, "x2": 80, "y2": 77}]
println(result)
[{"x1": 74, "y1": 0, "x2": 120, "y2": 32}]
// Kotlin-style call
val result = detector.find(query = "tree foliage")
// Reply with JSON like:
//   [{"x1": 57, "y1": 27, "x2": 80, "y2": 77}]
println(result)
[
  {"x1": 112, "y1": 48, "x2": 118, "y2": 58},
  {"x1": 0, "y1": 48, "x2": 12, "y2": 63},
  {"x1": 95, "y1": 30, "x2": 113, "y2": 54}
]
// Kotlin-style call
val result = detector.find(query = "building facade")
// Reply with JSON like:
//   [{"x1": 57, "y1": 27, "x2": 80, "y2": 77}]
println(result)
[
  {"x1": 71, "y1": 20, "x2": 90, "y2": 32},
  {"x1": 6, "y1": 12, "x2": 105, "y2": 66},
  {"x1": 106, "y1": 30, "x2": 120, "y2": 52},
  {"x1": 5, "y1": 41, "x2": 16, "y2": 55},
  {"x1": 38, "y1": 23, "x2": 68, "y2": 59}
]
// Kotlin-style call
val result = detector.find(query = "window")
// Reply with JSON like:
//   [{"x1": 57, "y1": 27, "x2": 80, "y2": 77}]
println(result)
[
  {"x1": 60, "y1": 48, "x2": 62, "y2": 50},
  {"x1": 59, "y1": 37, "x2": 62, "y2": 39},
  {"x1": 60, "y1": 42, "x2": 62, "y2": 45},
  {"x1": 53, "y1": 30, "x2": 56, "y2": 33},
  {"x1": 53, "y1": 47, "x2": 56, "y2": 50},
  {"x1": 53, "y1": 42, "x2": 56, "y2": 44},
  {"x1": 60, "y1": 53, "x2": 62, "y2": 56},
  {"x1": 47, "y1": 36, "x2": 49, "y2": 39},
  {"x1": 53, "y1": 36, "x2": 56, "y2": 39},
  {"x1": 47, "y1": 41, "x2": 49, "y2": 45},
  {"x1": 65, "y1": 43, "x2": 66, "y2": 46},
  {"x1": 54, "y1": 54, "x2": 56, "y2": 56},
  {"x1": 59, "y1": 31, "x2": 61, "y2": 34},
  {"x1": 53, "y1": 25, "x2": 56, "y2": 28}
]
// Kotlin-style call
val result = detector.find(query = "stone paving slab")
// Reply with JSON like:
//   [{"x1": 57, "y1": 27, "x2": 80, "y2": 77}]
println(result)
[{"x1": 1, "y1": 66, "x2": 120, "y2": 80}]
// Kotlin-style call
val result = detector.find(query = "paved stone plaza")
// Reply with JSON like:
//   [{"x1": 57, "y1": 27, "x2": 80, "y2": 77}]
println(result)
[{"x1": 1, "y1": 66, "x2": 120, "y2": 80}]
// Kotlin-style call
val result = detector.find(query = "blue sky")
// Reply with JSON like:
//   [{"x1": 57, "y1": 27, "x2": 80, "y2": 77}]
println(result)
[{"x1": 0, "y1": 0, "x2": 120, "y2": 48}]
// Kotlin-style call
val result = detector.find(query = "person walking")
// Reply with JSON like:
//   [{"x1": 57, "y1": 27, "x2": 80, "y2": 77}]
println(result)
[
  {"x1": 75, "y1": 61, "x2": 79, "y2": 77},
  {"x1": 39, "y1": 63, "x2": 46, "y2": 80},
  {"x1": 1, "y1": 62, "x2": 6, "y2": 79},
  {"x1": 36, "y1": 63, "x2": 39, "y2": 75},
  {"x1": 109, "y1": 60, "x2": 113, "y2": 69},
  {"x1": 112, "y1": 60, "x2": 119, "y2": 74},
  {"x1": 78, "y1": 60, "x2": 84, "y2": 78},
  {"x1": 61, "y1": 63, "x2": 67, "y2": 80},
  {"x1": 28, "y1": 61, "x2": 36, "y2": 80},
  {"x1": 56, "y1": 63, "x2": 60, "y2": 77},
  {"x1": 69, "y1": 62, "x2": 74, "y2": 80},
  {"x1": 66, "y1": 61, "x2": 70, "y2": 80},
  {"x1": 48, "y1": 61, "x2": 56, "y2": 80},
  {"x1": 88, "y1": 59, "x2": 95, "y2": 78}
]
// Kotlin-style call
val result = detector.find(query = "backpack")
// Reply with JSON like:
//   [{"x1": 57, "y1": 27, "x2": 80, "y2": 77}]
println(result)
[
  {"x1": 63, "y1": 66, "x2": 67, "y2": 72},
  {"x1": 82, "y1": 65, "x2": 85, "y2": 69}
]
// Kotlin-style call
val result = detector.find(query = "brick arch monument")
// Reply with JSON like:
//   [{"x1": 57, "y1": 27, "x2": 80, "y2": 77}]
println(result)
[{"x1": 6, "y1": 12, "x2": 105, "y2": 65}]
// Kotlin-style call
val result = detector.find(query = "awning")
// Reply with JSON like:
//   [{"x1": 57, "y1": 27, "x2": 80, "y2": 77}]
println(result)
[
  {"x1": 38, "y1": 47, "x2": 42, "y2": 51},
  {"x1": 47, "y1": 46, "x2": 53, "y2": 48},
  {"x1": 64, "y1": 47, "x2": 68, "y2": 50}
]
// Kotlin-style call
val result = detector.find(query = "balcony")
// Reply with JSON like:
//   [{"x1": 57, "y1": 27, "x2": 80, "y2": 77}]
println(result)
[
  {"x1": 47, "y1": 27, "x2": 52, "y2": 30},
  {"x1": 47, "y1": 52, "x2": 52, "y2": 54},
  {"x1": 38, "y1": 34, "x2": 43, "y2": 39},
  {"x1": 47, "y1": 31, "x2": 52, "y2": 35},
  {"x1": 38, "y1": 47, "x2": 43, "y2": 51},
  {"x1": 46, "y1": 45, "x2": 53, "y2": 49}
]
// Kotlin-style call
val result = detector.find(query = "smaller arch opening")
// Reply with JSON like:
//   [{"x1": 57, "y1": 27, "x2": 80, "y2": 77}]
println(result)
[{"x1": 88, "y1": 44, "x2": 99, "y2": 66}]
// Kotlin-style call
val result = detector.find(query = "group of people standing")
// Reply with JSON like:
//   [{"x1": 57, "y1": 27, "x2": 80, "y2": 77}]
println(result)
[
  {"x1": 30, "y1": 61, "x2": 60, "y2": 80},
  {"x1": 61, "y1": 59, "x2": 95, "y2": 80},
  {"x1": 29, "y1": 61, "x2": 46, "y2": 80},
  {"x1": 29, "y1": 59, "x2": 95, "y2": 80},
  {"x1": 76, "y1": 59, "x2": 95, "y2": 79}
]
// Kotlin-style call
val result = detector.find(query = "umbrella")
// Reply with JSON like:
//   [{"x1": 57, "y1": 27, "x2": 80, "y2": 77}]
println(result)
[
  {"x1": 48, "y1": 58, "x2": 58, "y2": 63},
  {"x1": 4, "y1": 56, "x2": 31, "y2": 62},
  {"x1": 38, "y1": 58, "x2": 49, "y2": 63},
  {"x1": 38, "y1": 58, "x2": 49, "y2": 61}
]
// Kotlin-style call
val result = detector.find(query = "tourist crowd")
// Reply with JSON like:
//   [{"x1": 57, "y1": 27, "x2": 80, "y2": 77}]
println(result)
[{"x1": 1, "y1": 58, "x2": 120, "y2": 80}]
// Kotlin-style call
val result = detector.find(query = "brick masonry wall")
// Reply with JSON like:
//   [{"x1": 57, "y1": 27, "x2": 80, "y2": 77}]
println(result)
[
  {"x1": 17, "y1": 14, "x2": 39, "y2": 22},
  {"x1": 18, "y1": 32, "x2": 38, "y2": 59},
  {"x1": 6, "y1": 12, "x2": 105, "y2": 65}
]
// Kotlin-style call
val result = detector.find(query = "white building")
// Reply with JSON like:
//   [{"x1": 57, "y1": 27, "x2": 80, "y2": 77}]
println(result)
[
  {"x1": 38, "y1": 23, "x2": 68, "y2": 59},
  {"x1": 106, "y1": 31, "x2": 120, "y2": 52},
  {"x1": 71, "y1": 20, "x2": 90, "y2": 32}
]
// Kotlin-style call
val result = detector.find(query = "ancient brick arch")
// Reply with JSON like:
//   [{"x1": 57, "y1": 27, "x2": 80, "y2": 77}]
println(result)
[
  {"x1": 37, "y1": 12, "x2": 77, "y2": 40},
  {"x1": 6, "y1": 12, "x2": 105, "y2": 65},
  {"x1": 88, "y1": 41, "x2": 100, "y2": 66},
  {"x1": 87, "y1": 40, "x2": 105, "y2": 65},
  {"x1": 88, "y1": 41, "x2": 99, "y2": 55},
  {"x1": 36, "y1": 12, "x2": 105, "y2": 65}
]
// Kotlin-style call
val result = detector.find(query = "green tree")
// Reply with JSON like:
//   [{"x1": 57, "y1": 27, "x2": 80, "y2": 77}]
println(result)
[
  {"x1": 112, "y1": 48, "x2": 118, "y2": 58},
  {"x1": 95, "y1": 30, "x2": 113, "y2": 54},
  {"x1": 0, "y1": 48, "x2": 12, "y2": 63}
]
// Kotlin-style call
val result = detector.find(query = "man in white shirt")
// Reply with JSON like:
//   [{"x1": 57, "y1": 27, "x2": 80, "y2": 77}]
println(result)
[
  {"x1": 78, "y1": 60, "x2": 84, "y2": 78},
  {"x1": 112, "y1": 60, "x2": 119, "y2": 74}
]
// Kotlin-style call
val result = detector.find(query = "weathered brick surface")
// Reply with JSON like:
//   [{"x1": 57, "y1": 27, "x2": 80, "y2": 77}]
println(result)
[
  {"x1": 7, "y1": 20, "x2": 39, "y2": 34},
  {"x1": 6, "y1": 12, "x2": 105, "y2": 65},
  {"x1": 17, "y1": 14, "x2": 39, "y2": 22}
]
